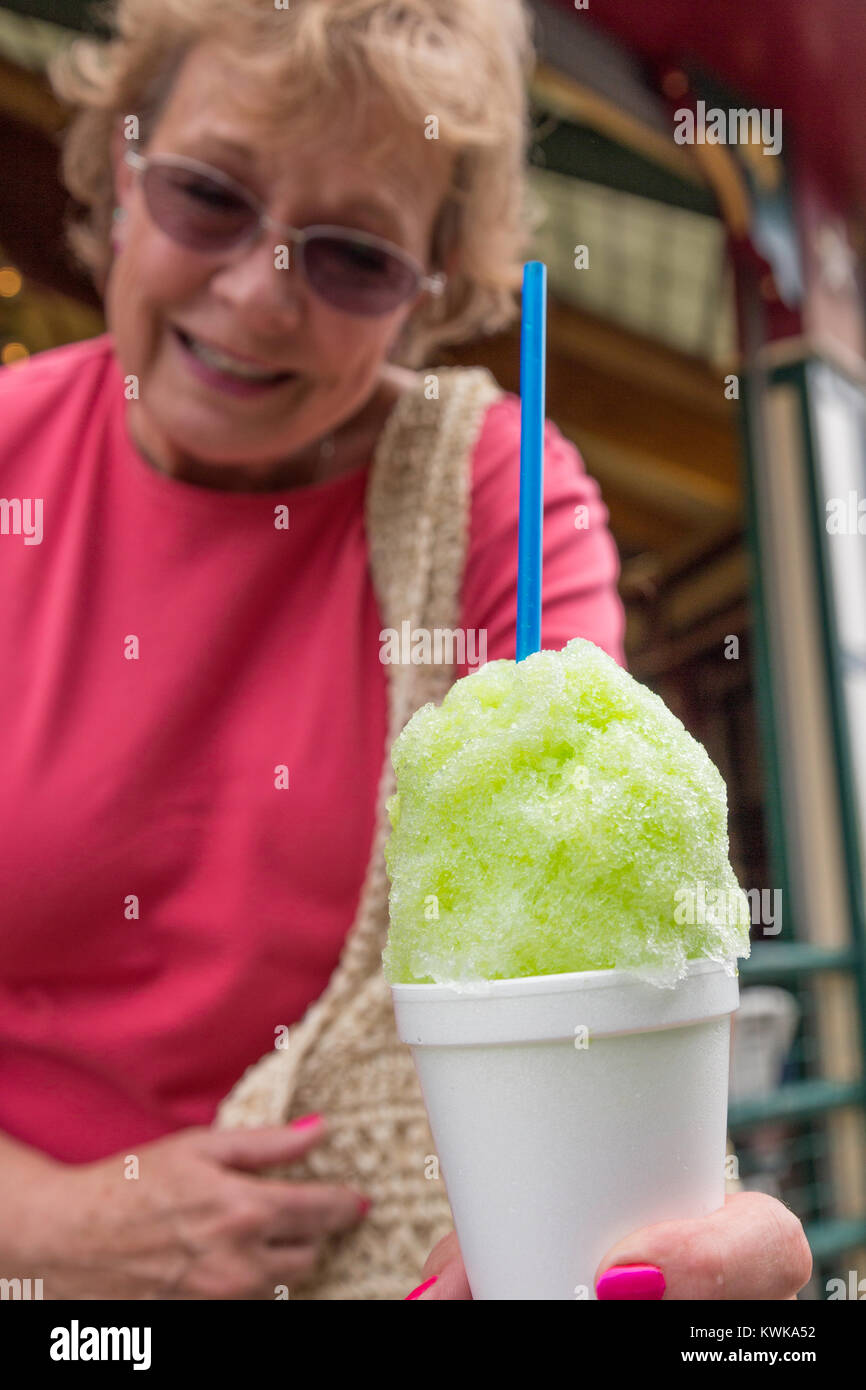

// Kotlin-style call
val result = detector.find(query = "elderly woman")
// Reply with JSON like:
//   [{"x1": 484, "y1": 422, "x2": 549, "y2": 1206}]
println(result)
[{"x1": 0, "y1": 0, "x2": 809, "y2": 1301}]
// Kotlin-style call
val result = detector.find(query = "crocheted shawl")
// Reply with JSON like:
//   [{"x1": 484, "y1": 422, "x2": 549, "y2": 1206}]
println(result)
[{"x1": 216, "y1": 365, "x2": 505, "y2": 1300}]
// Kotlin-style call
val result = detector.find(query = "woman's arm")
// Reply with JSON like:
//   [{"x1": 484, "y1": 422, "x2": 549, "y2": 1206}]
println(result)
[
  {"x1": 458, "y1": 398, "x2": 626, "y2": 675},
  {"x1": 0, "y1": 1119, "x2": 370, "y2": 1299},
  {"x1": 0, "y1": 1128, "x2": 59, "y2": 1181}
]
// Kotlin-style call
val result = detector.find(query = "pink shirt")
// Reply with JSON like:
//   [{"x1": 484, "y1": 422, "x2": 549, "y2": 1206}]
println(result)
[{"x1": 0, "y1": 333, "x2": 625, "y2": 1162}]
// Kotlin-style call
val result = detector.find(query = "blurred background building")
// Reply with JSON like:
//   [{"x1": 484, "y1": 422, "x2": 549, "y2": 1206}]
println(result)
[{"x1": 1, "y1": 0, "x2": 864, "y2": 1300}]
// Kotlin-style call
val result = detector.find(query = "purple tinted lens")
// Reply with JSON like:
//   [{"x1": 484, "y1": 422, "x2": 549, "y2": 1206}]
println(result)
[
  {"x1": 303, "y1": 234, "x2": 418, "y2": 315},
  {"x1": 142, "y1": 165, "x2": 256, "y2": 250}
]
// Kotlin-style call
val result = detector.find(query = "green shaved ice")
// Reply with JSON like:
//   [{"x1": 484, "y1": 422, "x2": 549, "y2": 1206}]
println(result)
[{"x1": 383, "y1": 638, "x2": 751, "y2": 987}]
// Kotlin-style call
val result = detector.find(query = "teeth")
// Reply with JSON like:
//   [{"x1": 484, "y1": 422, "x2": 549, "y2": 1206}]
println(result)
[{"x1": 182, "y1": 332, "x2": 285, "y2": 380}]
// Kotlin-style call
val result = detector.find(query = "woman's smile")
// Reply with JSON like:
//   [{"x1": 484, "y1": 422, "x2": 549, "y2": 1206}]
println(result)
[{"x1": 170, "y1": 323, "x2": 302, "y2": 398}]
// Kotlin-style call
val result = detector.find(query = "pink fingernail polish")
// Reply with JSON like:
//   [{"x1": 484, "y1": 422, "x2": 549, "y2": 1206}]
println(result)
[
  {"x1": 291, "y1": 1112, "x2": 322, "y2": 1129},
  {"x1": 596, "y1": 1264, "x2": 666, "y2": 1300},
  {"x1": 405, "y1": 1276, "x2": 437, "y2": 1300}
]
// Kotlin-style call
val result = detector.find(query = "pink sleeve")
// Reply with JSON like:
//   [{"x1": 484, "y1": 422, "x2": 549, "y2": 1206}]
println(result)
[{"x1": 456, "y1": 394, "x2": 627, "y2": 677}]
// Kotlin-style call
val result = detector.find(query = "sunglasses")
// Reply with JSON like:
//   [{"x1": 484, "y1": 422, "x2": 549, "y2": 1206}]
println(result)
[{"x1": 123, "y1": 148, "x2": 447, "y2": 317}]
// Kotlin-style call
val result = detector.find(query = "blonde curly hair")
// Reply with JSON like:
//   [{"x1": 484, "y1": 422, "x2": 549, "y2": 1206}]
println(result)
[{"x1": 49, "y1": 0, "x2": 540, "y2": 366}]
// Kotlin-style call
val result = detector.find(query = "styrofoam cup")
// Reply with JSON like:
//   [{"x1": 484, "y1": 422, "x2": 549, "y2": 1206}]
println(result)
[{"x1": 391, "y1": 957, "x2": 739, "y2": 1300}]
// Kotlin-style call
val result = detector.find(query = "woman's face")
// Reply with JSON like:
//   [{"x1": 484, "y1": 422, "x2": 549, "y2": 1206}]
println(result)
[{"x1": 108, "y1": 40, "x2": 454, "y2": 477}]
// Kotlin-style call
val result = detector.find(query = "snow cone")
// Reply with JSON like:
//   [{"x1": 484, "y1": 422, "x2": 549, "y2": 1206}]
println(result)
[{"x1": 384, "y1": 639, "x2": 750, "y2": 1300}]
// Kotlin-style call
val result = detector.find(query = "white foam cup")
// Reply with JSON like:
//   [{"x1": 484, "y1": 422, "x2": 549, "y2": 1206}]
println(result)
[{"x1": 391, "y1": 957, "x2": 739, "y2": 1300}]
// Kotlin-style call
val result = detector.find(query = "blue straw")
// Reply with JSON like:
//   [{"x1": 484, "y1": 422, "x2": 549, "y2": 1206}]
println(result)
[{"x1": 516, "y1": 261, "x2": 547, "y2": 662}]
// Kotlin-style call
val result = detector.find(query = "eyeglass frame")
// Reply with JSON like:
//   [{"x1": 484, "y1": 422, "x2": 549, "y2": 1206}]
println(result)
[{"x1": 122, "y1": 147, "x2": 448, "y2": 303}]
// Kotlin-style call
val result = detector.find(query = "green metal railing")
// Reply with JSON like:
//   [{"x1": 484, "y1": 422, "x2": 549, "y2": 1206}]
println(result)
[{"x1": 737, "y1": 351, "x2": 866, "y2": 1291}]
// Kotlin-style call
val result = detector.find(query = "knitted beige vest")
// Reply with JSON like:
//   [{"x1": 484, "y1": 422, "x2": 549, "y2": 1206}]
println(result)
[{"x1": 215, "y1": 364, "x2": 505, "y2": 1301}]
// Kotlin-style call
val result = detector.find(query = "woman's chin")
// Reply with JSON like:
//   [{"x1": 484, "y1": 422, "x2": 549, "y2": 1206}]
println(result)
[{"x1": 144, "y1": 396, "x2": 304, "y2": 468}]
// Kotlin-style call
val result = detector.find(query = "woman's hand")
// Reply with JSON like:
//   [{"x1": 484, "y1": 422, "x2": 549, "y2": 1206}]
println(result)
[
  {"x1": 408, "y1": 1192, "x2": 812, "y2": 1300},
  {"x1": 5, "y1": 1117, "x2": 369, "y2": 1299}
]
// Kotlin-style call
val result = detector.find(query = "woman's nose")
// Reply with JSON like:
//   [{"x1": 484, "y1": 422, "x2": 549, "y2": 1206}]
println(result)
[{"x1": 208, "y1": 233, "x2": 308, "y2": 329}]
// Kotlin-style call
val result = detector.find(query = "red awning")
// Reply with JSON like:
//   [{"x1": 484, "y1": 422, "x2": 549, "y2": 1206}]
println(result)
[{"x1": 552, "y1": 0, "x2": 866, "y2": 216}]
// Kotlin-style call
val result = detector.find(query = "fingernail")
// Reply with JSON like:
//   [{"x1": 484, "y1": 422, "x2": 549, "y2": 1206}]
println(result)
[
  {"x1": 405, "y1": 1276, "x2": 437, "y2": 1300},
  {"x1": 357, "y1": 1196, "x2": 372, "y2": 1217},
  {"x1": 596, "y1": 1264, "x2": 666, "y2": 1300},
  {"x1": 290, "y1": 1112, "x2": 322, "y2": 1129}
]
